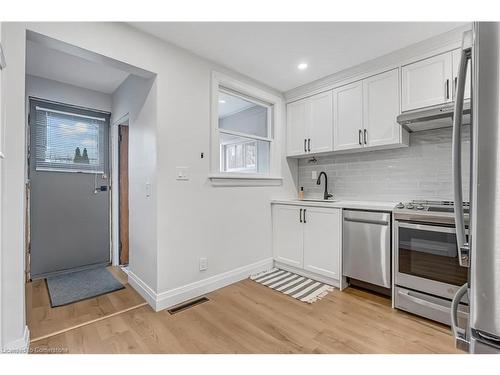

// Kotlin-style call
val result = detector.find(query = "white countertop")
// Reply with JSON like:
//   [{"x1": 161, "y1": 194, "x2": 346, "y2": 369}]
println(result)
[{"x1": 271, "y1": 199, "x2": 398, "y2": 211}]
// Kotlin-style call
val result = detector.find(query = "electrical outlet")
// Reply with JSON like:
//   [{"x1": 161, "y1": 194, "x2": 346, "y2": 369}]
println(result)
[
  {"x1": 312, "y1": 171, "x2": 317, "y2": 179},
  {"x1": 199, "y1": 257, "x2": 208, "y2": 271}
]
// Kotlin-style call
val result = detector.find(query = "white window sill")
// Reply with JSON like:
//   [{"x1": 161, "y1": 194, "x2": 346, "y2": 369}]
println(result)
[{"x1": 208, "y1": 173, "x2": 283, "y2": 187}]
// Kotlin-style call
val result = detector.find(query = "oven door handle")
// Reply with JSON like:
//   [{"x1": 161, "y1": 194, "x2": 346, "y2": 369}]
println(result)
[
  {"x1": 397, "y1": 289, "x2": 451, "y2": 314},
  {"x1": 397, "y1": 222, "x2": 458, "y2": 234}
]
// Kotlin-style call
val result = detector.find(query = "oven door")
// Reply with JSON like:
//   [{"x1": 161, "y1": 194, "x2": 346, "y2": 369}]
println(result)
[{"x1": 395, "y1": 221, "x2": 469, "y2": 300}]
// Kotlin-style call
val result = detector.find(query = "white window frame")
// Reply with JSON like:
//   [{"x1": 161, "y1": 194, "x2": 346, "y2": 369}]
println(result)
[
  {"x1": 209, "y1": 71, "x2": 283, "y2": 186},
  {"x1": 222, "y1": 139, "x2": 257, "y2": 173}
]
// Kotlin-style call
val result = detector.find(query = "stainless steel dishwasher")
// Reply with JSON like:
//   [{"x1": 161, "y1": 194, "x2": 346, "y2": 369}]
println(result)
[{"x1": 343, "y1": 210, "x2": 391, "y2": 288}]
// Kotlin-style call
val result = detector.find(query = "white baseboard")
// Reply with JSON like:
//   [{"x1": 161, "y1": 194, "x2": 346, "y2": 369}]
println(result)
[
  {"x1": 127, "y1": 271, "x2": 158, "y2": 309},
  {"x1": 156, "y1": 258, "x2": 273, "y2": 311},
  {"x1": 2, "y1": 326, "x2": 30, "y2": 353},
  {"x1": 128, "y1": 258, "x2": 273, "y2": 312}
]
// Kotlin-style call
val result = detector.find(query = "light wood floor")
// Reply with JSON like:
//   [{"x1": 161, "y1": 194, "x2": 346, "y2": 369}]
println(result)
[
  {"x1": 26, "y1": 267, "x2": 147, "y2": 342},
  {"x1": 29, "y1": 277, "x2": 461, "y2": 354}
]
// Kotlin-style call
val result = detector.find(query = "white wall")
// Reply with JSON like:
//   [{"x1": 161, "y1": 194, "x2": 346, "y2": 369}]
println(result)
[
  {"x1": 0, "y1": 20, "x2": 4, "y2": 349},
  {"x1": 1, "y1": 23, "x2": 28, "y2": 350},
  {"x1": 0, "y1": 21, "x2": 296, "y2": 346},
  {"x1": 26, "y1": 75, "x2": 112, "y2": 112},
  {"x1": 111, "y1": 75, "x2": 158, "y2": 291}
]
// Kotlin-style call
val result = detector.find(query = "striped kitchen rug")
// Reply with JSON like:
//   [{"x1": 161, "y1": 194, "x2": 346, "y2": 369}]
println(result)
[{"x1": 250, "y1": 268, "x2": 334, "y2": 304}]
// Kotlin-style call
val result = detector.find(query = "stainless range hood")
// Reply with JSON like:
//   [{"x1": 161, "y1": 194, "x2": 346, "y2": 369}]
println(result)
[{"x1": 397, "y1": 100, "x2": 471, "y2": 132}]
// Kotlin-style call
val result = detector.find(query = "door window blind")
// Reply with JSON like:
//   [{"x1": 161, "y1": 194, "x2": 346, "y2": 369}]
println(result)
[{"x1": 34, "y1": 106, "x2": 106, "y2": 173}]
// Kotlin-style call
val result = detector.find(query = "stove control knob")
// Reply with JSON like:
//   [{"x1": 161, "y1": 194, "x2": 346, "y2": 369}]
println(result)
[
  {"x1": 396, "y1": 202, "x2": 405, "y2": 209},
  {"x1": 406, "y1": 203, "x2": 415, "y2": 209},
  {"x1": 416, "y1": 204, "x2": 425, "y2": 210}
]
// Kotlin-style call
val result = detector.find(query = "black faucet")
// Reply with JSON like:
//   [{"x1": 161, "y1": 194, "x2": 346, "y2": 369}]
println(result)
[{"x1": 316, "y1": 172, "x2": 333, "y2": 200}]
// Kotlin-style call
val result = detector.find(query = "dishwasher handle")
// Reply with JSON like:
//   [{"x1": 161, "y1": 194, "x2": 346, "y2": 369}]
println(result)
[{"x1": 344, "y1": 217, "x2": 389, "y2": 226}]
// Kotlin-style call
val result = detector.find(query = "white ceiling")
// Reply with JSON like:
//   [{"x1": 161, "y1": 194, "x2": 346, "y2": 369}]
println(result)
[
  {"x1": 26, "y1": 40, "x2": 130, "y2": 94},
  {"x1": 130, "y1": 22, "x2": 467, "y2": 92}
]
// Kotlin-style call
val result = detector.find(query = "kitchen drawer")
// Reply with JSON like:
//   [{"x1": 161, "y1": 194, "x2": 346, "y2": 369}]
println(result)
[{"x1": 395, "y1": 286, "x2": 468, "y2": 326}]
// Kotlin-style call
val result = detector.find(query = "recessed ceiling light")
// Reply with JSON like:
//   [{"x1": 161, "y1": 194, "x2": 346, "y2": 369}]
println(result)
[
  {"x1": 297, "y1": 63, "x2": 308, "y2": 70},
  {"x1": 219, "y1": 99, "x2": 226, "y2": 104}
]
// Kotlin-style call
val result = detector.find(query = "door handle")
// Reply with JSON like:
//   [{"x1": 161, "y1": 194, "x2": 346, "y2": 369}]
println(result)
[
  {"x1": 363, "y1": 129, "x2": 367, "y2": 145},
  {"x1": 303, "y1": 209, "x2": 307, "y2": 223},
  {"x1": 344, "y1": 217, "x2": 389, "y2": 226},
  {"x1": 299, "y1": 208, "x2": 303, "y2": 223},
  {"x1": 307, "y1": 138, "x2": 311, "y2": 152},
  {"x1": 304, "y1": 139, "x2": 307, "y2": 153},
  {"x1": 451, "y1": 283, "x2": 469, "y2": 349},
  {"x1": 445, "y1": 79, "x2": 450, "y2": 100},
  {"x1": 452, "y1": 31, "x2": 472, "y2": 268},
  {"x1": 358, "y1": 129, "x2": 362, "y2": 145}
]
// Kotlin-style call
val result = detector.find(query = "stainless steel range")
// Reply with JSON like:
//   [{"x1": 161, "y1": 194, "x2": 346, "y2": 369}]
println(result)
[{"x1": 393, "y1": 200, "x2": 469, "y2": 326}]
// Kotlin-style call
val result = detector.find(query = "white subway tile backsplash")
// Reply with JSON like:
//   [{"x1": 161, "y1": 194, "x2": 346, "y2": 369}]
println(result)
[{"x1": 298, "y1": 127, "x2": 470, "y2": 202}]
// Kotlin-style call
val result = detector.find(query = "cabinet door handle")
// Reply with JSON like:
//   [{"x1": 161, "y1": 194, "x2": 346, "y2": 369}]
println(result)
[
  {"x1": 303, "y1": 209, "x2": 307, "y2": 223},
  {"x1": 454, "y1": 77, "x2": 458, "y2": 98},
  {"x1": 299, "y1": 208, "x2": 303, "y2": 223},
  {"x1": 304, "y1": 139, "x2": 307, "y2": 153},
  {"x1": 445, "y1": 79, "x2": 450, "y2": 100},
  {"x1": 358, "y1": 129, "x2": 362, "y2": 145},
  {"x1": 364, "y1": 129, "x2": 367, "y2": 145},
  {"x1": 307, "y1": 138, "x2": 311, "y2": 152}
]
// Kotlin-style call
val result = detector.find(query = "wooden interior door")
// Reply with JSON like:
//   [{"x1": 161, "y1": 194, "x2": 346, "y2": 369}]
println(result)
[{"x1": 119, "y1": 125, "x2": 129, "y2": 265}]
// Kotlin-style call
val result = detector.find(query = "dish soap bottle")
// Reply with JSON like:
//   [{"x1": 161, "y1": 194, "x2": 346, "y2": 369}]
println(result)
[{"x1": 299, "y1": 187, "x2": 305, "y2": 200}]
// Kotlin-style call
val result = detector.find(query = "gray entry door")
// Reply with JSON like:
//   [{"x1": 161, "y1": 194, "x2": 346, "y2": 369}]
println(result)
[{"x1": 29, "y1": 99, "x2": 111, "y2": 279}]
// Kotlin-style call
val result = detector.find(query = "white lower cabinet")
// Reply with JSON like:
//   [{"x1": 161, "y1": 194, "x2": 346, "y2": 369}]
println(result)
[
  {"x1": 303, "y1": 207, "x2": 342, "y2": 280},
  {"x1": 272, "y1": 204, "x2": 304, "y2": 267},
  {"x1": 272, "y1": 204, "x2": 342, "y2": 283}
]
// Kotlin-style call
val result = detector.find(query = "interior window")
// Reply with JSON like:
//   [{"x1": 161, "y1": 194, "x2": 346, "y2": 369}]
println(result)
[{"x1": 218, "y1": 89, "x2": 272, "y2": 174}]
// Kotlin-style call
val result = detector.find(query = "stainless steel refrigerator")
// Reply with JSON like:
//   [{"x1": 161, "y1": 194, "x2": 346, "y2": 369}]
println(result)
[{"x1": 452, "y1": 22, "x2": 500, "y2": 353}]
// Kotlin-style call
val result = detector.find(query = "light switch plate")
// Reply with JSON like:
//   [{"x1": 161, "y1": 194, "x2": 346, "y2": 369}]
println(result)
[
  {"x1": 145, "y1": 182, "x2": 152, "y2": 198},
  {"x1": 312, "y1": 171, "x2": 317, "y2": 180},
  {"x1": 176, "y1": 167, "x2": 189, "y2": 180}
]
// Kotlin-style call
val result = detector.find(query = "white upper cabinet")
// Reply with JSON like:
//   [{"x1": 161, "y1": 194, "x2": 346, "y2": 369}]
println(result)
[
  {"x1": 333, "y1": 69, "x2": 406, "y2": 152},
  {"x1": 332, "y1": 81, "x2": 364, "y2": 151},
  {"x1": 363, "y1": 69, "x2": 401, "y2": 148},
  {"x1": 308, "y1": 91, "x2": 333, "y2": 154},
  {"x1": 286, "y1": 91, "x2": 333, "y2": 156},
  {"x1": 452, "y1": 48, "x2": 471, "y2": 101},
  {"x1": 286, "y1": 99, "x2": 309, "y2": 156},
  {"x1": 401, "y1": 52, "x2": 453, "y2": 112}
]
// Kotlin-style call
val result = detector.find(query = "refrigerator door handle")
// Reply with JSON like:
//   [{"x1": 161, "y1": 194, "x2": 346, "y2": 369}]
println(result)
[
  {"x1": 451, "y1": 282, "x2": 469, "y2": 351},
  {"x1": 452, "y1": 30, "x2": 472, "y2": 268}
]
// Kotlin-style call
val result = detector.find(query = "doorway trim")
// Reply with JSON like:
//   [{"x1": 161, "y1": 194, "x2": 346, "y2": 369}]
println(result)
[{"x1": 111, "y1": 113, "x2": 129, "y2": 266}]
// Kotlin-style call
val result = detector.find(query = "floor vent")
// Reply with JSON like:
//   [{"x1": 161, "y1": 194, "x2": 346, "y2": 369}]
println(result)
[{"x1": 167, "y1": 296, "x2": 210, "y2": 314}]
